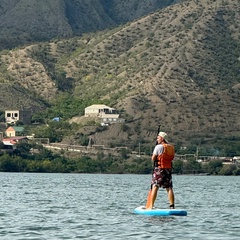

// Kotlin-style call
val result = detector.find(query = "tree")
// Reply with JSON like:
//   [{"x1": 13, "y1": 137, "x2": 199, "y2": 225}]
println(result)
[
  {"x1": 207, "y1": 160, "x2": 223, "y2": 174},
  {"x1": 183, "y1": 159, "x2": 203, "y2": 174},
  {"x1": 120, "y1": 148, "x2": 129, "y2": 159},
  {"x1": 218, "y1": 164, "x2": 237, "y2": 176},
  {"x1": 172, "y1": 160, "x2": 184, "y2": 174}
]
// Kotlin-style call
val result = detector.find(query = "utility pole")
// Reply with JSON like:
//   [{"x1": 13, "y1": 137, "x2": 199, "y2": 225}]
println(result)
[
  {"x1": 196, "y1": 146, "x2": 199, "y2": 160},
  {"x1": 87, "y1": 137, "x2": 92, "y2": 149}
]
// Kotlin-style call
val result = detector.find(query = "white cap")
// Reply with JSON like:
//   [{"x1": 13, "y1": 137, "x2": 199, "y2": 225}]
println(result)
[{"x1": 158, "y1": 131, "x2": 168, "y2": 142}]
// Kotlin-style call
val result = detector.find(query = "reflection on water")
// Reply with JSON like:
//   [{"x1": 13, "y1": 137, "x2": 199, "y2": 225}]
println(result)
[{"x1": 147, "y1": 215, "x2": 177, "y2": 223}]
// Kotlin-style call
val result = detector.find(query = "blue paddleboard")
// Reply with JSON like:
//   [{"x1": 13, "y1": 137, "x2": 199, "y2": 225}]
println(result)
[{"x1": 134, "y1": 206, "x2": 187, "y2": 216}]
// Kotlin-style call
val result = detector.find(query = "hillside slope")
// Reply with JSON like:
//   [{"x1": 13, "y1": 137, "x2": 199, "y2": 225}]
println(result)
[
  {"x1": 63, "y1": 0, "x2": 240, "y2": 145},
  {"x1": 0, "y1": 0, "x2": 180, "y2": 50},
  {"x1": 0, "y1": 0, "x2": 240, "y2": 147}
]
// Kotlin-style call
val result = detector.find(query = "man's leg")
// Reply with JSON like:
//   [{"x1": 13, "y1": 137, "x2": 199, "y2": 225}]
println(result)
[
  {"x1": 147, "y1": 185, "x2": 159, "y2": 209},
  {"x1": 166, "y1": 188, "x2": 174, "y2": 208}
]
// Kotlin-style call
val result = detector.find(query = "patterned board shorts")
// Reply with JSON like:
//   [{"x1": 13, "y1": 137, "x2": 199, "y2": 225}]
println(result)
[{"x1": 151, "y1": 168, "x2": 173, "y2": 188}]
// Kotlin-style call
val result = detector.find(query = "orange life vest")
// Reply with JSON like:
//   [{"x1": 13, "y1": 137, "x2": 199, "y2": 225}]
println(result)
[{"x1": 156, "y1": 143, "x2": 175, "y2": 169}]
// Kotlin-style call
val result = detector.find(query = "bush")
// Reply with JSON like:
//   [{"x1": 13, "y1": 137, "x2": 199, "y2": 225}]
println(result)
[
  {"x1": 218, "y1": 164, "x2": 237, "y2": 175},
  {"x1": 207, "y1": 160, "x2": 223, "y2": 175}
]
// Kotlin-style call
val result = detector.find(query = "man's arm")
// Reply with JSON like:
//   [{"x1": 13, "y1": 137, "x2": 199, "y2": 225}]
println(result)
[
  {"x1": 151, "y1": 154, "x2": 157, "y2": 161},
  {"x1": 152, "y1": 145, "x2": 164, "y2": 162}
]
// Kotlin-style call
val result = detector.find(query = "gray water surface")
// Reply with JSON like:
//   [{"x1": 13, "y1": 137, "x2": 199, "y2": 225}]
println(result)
[{"x1": 0, "y1": 173, "x2": 239, "y2": 239}]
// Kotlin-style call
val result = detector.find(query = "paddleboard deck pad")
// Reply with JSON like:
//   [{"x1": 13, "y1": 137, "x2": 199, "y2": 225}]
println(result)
[{"x1": 134, "y1": 206, "x2": 187, "y2": 216}]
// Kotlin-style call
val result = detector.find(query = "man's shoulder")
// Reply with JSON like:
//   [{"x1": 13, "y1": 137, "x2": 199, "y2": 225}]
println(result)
[{"x1": 154, "y1": 144, "x2": 164, "y2": 151}]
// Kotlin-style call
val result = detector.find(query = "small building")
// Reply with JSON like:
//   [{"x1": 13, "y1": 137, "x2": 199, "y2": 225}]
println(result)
[
  {"x1": 233, "y1": 156, "x2": 240, "y2": 163},
  {"x1": 1, "y1": 136, "x2": 28, "y2": 151},
  {"x1": 84, "y1": 104, "x2": 125, "y2": 124},
  {"x1": 5, "y1": 110, "x2": 32, "y2": 125},
  {"x1": 84, "y1": 104, "x2": 117, "y2": 117},
  {"x1": 52, "y1": 117, "x2": 60, "y2": 122},
  {"x1": 101, "y1": 114, "x2": 125, "y2": 124},
  {"x1": 5, "y1": 126, "x2": 25, "y2": 137}
]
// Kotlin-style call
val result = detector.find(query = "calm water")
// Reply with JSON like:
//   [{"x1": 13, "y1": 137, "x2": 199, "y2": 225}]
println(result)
[{"x1": 0, "y1": 173, "x2": 239, "y2": 240}]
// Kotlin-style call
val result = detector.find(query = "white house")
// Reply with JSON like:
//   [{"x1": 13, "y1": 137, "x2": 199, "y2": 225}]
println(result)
[
  {"x1": 5, "y1": 110, "x2": 31, "y2": 124},
  {"x1": 233, "y1": 156, "x2": 240, "y2": 162},
  {"x1": 84, "y1": 104, "x2": 125, "y2": 124},
  {"x1": 84, "y1": 104, "x2": 117, "y2": 117}
]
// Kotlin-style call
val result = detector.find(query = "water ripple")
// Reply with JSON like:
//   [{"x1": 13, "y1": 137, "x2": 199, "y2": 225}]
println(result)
[{"x1": 0, "y1": 173, "x2": 239, "y2": 239}]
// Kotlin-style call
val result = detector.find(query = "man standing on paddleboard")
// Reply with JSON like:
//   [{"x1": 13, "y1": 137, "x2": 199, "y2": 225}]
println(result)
[{"x1": 146, "y1": 131, "x2": 175, "y2": 209}]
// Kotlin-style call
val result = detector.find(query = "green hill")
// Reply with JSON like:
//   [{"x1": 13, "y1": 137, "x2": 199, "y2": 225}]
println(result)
[
  {"x1": 0, "y1": 0, "x2": 180, "y2": 50},
  {"x1": 0, "y1": 0, "x2": 239, "y2": 151}
]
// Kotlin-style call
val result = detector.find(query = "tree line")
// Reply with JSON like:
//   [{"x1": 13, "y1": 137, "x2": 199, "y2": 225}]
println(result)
[{"x1": 0, "y1": 142, "x2": 239, "y2": 175}]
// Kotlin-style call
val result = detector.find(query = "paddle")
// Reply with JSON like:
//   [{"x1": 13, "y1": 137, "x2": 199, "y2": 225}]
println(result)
[{"x1": 145, "y1": 124, "x2": 160, "y2": 208}]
